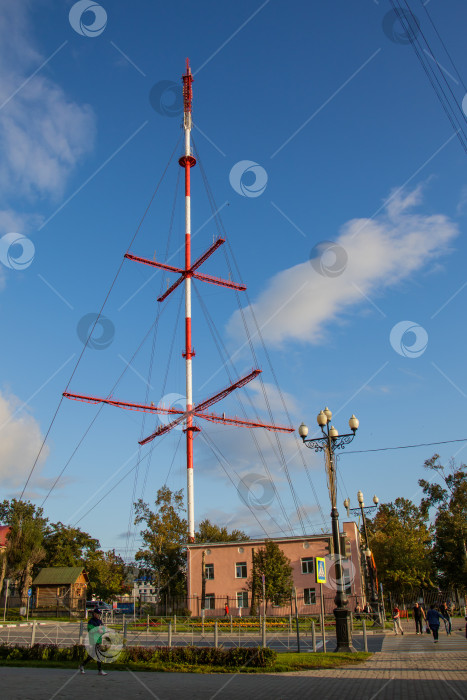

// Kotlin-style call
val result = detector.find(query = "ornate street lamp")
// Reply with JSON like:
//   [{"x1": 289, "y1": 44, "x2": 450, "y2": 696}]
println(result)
[
  {"x1": 298, "y1": 408, "x2": 359, "y2": 653},
  {"x1": 344, "y1": 491, "x2": 381, "y2": 623}
]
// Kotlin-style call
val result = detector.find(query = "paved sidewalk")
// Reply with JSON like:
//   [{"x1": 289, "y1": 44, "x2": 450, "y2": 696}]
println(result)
[
  {"x1": 382, "y1": 628, "x2": 467, "y2": 652},
  {"x1": 1, "y1": 652, "x2": 466, "y2": 699}
]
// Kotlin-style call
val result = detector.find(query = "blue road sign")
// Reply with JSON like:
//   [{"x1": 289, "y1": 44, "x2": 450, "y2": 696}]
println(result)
[
  {"x1": 315, "y1": 557, "x2": 327, "y2": 584},
  {"x1": 27, "y1": 588, "x2": 32, "y2": 597}
]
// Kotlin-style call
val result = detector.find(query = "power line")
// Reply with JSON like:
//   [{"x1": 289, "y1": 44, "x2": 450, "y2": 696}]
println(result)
[
  {"x1": 419, "y1": 0, "x2": 467, "y2": 92},
  {"x1": 389, "y1": 0, "x2": 467, "y2": 153},
  {"x1": 21, "y1": 135, "x2": 183, "y2": 500},
  {"x1": 341, "y1": 437, "x2": 467, "y2": 455}
]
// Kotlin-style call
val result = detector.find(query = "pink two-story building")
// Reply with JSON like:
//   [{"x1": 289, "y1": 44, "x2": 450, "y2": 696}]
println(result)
[{"x1": 186, "y1": 522, "x2": 365, "y2": 616}]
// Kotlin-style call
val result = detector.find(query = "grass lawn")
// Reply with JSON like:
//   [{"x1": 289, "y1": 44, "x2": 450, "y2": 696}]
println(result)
[{"x1": 0, "y1": 652, "x2": 371, "y2": 674}]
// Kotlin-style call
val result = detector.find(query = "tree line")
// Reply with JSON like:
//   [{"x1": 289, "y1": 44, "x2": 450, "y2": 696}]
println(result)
[
  {"x1": 0, "y1": 500, "x2": 127, "y2": 604},
  {"x1": 365, "y1": 455, "x2": 466, "y2": 597}
]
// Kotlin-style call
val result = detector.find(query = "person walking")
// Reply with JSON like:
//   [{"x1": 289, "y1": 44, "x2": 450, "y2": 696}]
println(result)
[
  {"x1": 354, "y1": 602, "x2": 362, "y2": 621},
  {"x1": 79, "y1": 608, "x2": 108, "y2": 675},
  {"x1": 413, "y1": 602, "x2": 425, "y2": 635},
  {"x1": 426, "y1": 605, "x2": 445, "y2": 643},
  {"x1": 439, "y1": 602, "x2": 452, "y2": 635},
  {"x1": 392, "y1": 605, "x2": 404, "y2": 635},
  {"x1": 224, "y1": 603, "x2": 229, "y2": 617}
]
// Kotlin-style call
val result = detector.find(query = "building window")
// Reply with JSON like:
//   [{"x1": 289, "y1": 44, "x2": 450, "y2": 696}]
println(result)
[
  {"x1": 303, "y1": 541, "x2": 310, "y2": 549},
  {"x1": 204, "y1": 594, "x2": 215, "y2": 610},
  {"x1": 57, "y1": 587, "x2": 66, "y2": 597},
  {"x1": 301, "y1": 557, "x2": 314, "y2": 574},
  {"x1": 205, "y1": 563, "x2": 214, "y2": 580},
  {"x1": 304, "y1": 588, "x2": 316, "y2": 605},
  {"x1": 236, "y1": 562, "x2": 247, "y2": 578},
  {"x1": 237, "y1": 592, "x2": 248, "y2": 608},
  {"x1": 238, "y1": 547, "x2": 244, "y2": 553},
  {"x1": 342, "y1": 563, "x2": 352, "y2": 594}
]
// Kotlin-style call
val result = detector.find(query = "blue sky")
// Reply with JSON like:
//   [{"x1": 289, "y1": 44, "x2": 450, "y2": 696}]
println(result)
[{"x1": 0, "y1": 0, "x2": 466, "y2": 559}]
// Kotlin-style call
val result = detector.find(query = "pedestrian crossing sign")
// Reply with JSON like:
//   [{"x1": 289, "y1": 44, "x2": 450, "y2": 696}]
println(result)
[{"x1": 315, "y1": 557, "x2": 326, "y2": 584}]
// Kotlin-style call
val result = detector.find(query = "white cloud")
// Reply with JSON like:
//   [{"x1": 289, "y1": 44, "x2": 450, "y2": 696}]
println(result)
[
  {"x1": 227, "y1": 186, "x2": 459, "y2": 347},
  {"x1": 0, "y1": 3, "x2": 96, "y2": 204},
  {"x1": 0, "y1": 209, "x2": 42, "y2": 233},
  {"x1": 0, "y1": 390, "x2": 50, "y2": 496}
]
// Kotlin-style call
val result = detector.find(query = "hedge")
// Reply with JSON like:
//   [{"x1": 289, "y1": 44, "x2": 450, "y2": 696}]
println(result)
[
  {"x1": 0, "y1": 643, "x2": 277, "y2": 668},
  {"x1": 0, "y1": 644, "x2": 86, "y2": 662},
  {"x1": 123, "y1": 645, "x2": 276, "y2": 667}
]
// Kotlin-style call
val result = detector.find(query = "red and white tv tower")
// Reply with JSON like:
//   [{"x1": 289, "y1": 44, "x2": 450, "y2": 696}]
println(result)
[{"x1": 64, "y1": 59, "x2": 294, "y2": 542}]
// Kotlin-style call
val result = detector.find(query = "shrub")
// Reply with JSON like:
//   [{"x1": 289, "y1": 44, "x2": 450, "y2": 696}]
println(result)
[
  {"x1": 123, "y1": 646, "x2": 156, "y2": 663},
  {"x1": 151, "y1": 645, "x2": 276, "y2": 668},
  {"x1": 226, "y1": 647, "x2": 276, "y2": 668},
  {"x1": 0, "y1": 644, "x2": 86, "y2": 662},
  {"x1": 7, "y1": 648, "x2": 23, "y2": 660}
]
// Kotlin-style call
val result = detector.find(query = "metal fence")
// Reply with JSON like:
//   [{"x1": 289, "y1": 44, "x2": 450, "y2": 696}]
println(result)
[
  {"x1": 136, "y1": 593, "x2": 365, "y2": 617},
  {"x1": 0, "y1": 614, "x2": 367, "y2": 652}
]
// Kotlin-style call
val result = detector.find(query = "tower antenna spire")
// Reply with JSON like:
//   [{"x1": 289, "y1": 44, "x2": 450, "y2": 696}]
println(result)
[
  {"x1": 180, "y1": 56, "x2": 197, "y2": 541},
  {"x1": 64, "y1": 59, "x2": 294, "y2": 545}
]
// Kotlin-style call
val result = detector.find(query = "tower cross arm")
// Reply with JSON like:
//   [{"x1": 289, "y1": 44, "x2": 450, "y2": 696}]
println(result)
[
  {"x1": 190, "y1": 237, "x2": 225, "y2": 272},
  {"x1": 197, "y1": 411, "x2": 294, "y2": 432},
  {"x1": 157, "y1": 274, "x2": 186, "y2": 303},
  {"x1": 192, "y1": 271, "x2": 246, "y2": 291},
  {"x1": 63, "y1": 392, "x2": 185, "y2": 416},
  {"x1": 124, "y1": 253, "x2": 184, "y2": 275},
  {"x1": 138, "y1": 369, "x2": 262, "y2": 445},
  {"x1": 126, "y1": 238, "x2": 245, "y2": 304}
]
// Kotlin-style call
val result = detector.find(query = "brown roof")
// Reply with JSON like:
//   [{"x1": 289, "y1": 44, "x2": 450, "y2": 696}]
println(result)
[{"x1": 32, "y1": 567, "x2": 88, "y2": 586}]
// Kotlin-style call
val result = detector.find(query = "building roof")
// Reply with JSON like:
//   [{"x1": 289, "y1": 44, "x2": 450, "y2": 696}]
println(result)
[
  {"x1": 32, "y1": 567, "x2": 88, "y2": 586},
  {"x1": 0, "y1": 525, "x2": 10, "y2": 547},
  {"x1": 187, "y1": 525, "x2": 356, "y2": 550},
  {"x1": 187, "y1": 534, "x2": 333, "y2": 550}
]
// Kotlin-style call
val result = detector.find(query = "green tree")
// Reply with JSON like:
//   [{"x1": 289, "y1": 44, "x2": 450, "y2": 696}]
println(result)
[
  {"x1": 43, "y1": 522, "x2": 100, "y2": 568},
  {"x1": 134, "y1": 486, "x2": 188, "y2": 598},
  {"x1": 0, "y1": 500, "x2": 47, "y2": 603},
  {"x1": 367, "y1": 497, "x2": 434, "y2": 596},
  {"x1": 419, "y1": 454, "x2": 467, "y2": 591},
  {"x1": 86, "y1": 549, "x2": 127, "y2": 600},
  {"x1": 195, "y1": 519, "x2": 249, "y2": 543},
  {"x1": 246, "y1": 540, "x2": 293, "y2": 614}
]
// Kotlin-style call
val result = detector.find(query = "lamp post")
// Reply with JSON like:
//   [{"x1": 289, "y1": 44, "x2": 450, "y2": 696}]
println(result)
[
  {"x1": 298, "y1": 408, "x2": 359, "y2": 653},
  {"x1": 344, "y1": 491, "x2": 380, "y2": 623}
]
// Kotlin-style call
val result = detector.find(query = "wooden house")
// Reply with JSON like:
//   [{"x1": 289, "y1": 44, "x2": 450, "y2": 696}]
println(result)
[{"x1": 32, "y1": 567, "x2": 88, "y2": 612}]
